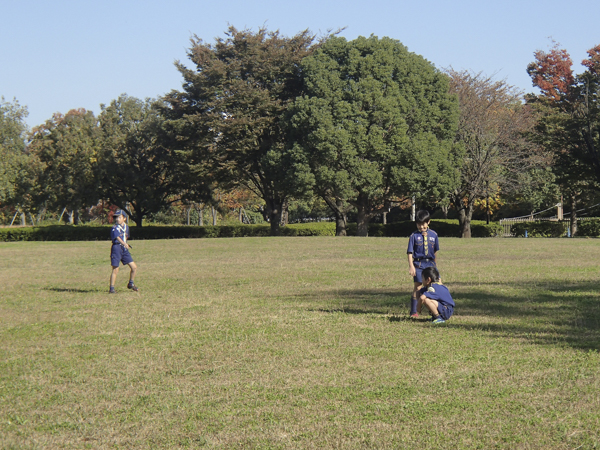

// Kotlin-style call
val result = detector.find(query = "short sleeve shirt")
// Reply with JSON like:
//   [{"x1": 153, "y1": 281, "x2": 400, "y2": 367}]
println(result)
[
  {"x1": 419, "y1": 283, "x2": 455, "y2": 308},
  {"x1": 407, "y1": 229, "x2": 439, "y2": 260},
  {"x1": 110, "y1": 223, "x2": 129, "y2": 245}
]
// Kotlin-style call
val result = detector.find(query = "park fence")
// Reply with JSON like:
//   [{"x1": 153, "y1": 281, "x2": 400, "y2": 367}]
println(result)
[
  {"x1": 499, "y1": 217, "x2": 596, "y2": 237},
  {"x1": 499, "y1": 217, "x2": 567, "y2": 237}
]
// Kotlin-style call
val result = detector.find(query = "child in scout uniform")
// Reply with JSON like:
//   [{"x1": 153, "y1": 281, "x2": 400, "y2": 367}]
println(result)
[
  {"x1": 417, "y1": 266, "x2": 454, "y2": 323},
  {"x1": 109, "y1": 209, "x2": 139, "y2": 294},
  {"x1": 407, "y1": 210, "x2": 439, "y2": 318}
]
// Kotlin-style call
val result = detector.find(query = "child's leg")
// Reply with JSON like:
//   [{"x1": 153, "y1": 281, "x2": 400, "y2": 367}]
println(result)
[
  {"x1": 421, "y1": 296, "x2": 440, "y2": 318},
  {"x1": 410, "y1": 281, "x2": 421, "y2": 316},
  {"x1": 127, "y1": 262, "x2": 137, "y2": 283},
  {"x1": 110, "y1": 266, "x2": 119, "y2": 288}
]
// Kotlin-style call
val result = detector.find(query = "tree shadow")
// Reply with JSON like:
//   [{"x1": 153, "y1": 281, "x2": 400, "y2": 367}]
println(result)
[{"x1": 292, "y1": 282, "x2": 600, "y2": 351}]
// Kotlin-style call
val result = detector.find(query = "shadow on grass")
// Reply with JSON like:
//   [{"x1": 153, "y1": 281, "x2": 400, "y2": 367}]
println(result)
[
  {"x1": 43, "y1": 287, "x2": 101, "y2": 293},
  {"x1": 295, "y1": 282, "x2": 600, "y2": 351}
]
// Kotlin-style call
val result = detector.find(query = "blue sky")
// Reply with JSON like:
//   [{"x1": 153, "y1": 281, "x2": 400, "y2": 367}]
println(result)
[{"x1": 2, "y1": 0, "x2": 599, "y2": 128}]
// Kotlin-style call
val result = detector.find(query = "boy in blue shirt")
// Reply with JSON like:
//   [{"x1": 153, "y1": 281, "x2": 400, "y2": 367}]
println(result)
[
  {"x1": 109, "y1": 209, "x2": 139, "y2": 294},
  {"x1": 417, "y1": 266, "x2": 454, "y2": 323},
  {"x1": 407, "y1": 210, "x2": 439, "y2": 317}
]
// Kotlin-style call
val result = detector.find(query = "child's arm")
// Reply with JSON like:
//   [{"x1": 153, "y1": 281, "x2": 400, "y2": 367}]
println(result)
[
  {"x1": 408, "y1": 253, "x2": 416, "y2": 277},
  {"x1": 116, "y1": 236, "x2": 131, "y2": 250}
]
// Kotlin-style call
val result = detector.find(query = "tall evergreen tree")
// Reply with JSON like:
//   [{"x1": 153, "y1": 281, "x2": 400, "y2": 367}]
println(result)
[
  {"x1": 288, "y1": 35, "x2": 461, "y2": 236},
  {"x1": 165, "y1": 26, "x2": 320, "y2": 235}
]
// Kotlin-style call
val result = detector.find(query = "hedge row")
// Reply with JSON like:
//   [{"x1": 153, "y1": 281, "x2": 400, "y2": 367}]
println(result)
[
  {"x1": 510, "y1": 221, "x2": 567, "y2": 238},
  {"x1": 0, "y1": 223, "x2": 336, "y2": 242},
  {"x1": 0, "y1": 220, "x2": 503, "y2": 242},
  {"x1": 575, "y1": 219, "x2": 600, "y2": 237},
  {"x1": 358, "y1": 220, "x2": 503, "y2": 238}
]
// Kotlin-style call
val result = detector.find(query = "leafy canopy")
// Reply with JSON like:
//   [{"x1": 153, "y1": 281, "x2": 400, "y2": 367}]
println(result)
[{"x1": 288, "y1": 35, "x2": 461, "y2": 235}]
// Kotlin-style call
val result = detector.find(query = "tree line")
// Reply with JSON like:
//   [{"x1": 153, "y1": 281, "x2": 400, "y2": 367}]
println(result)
[{"x1": 1, "y1": 27, "x2": 599, "y2": 237}]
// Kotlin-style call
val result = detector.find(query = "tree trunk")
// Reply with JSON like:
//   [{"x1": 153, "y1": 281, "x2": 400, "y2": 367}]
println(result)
[
  {"x1": 280, "y1": 200, "x2": 289, "y2": 226},
  {"x1": 20, "y1": 212, "x2": 26, "y2": 226},
  {"x1": 457, "y1": 204, "x2": 473, "y2": 238},
  {"x1": 323, "y1": 196, "x2": 347, "y2": 236},
  {"x1": 187, "y1": 207, "x2": 191, "y2": 226},
  {"x1": 36, "y1": 205, "x2": 47, "y2": 224},
  {"x1": 336, "y1": 199, "x2": 347, "y2": 236},
  {"x1": 569, "y1": 193, "x2": 577, "y2": 236},
  {"x1": 356, "y1": 193, "x2": 370, "y2": 237},
  {"x1": 211, "y1": 207, "x2": 217, "y2": 226},
  {"x1": 441, "y1": 205, "x2": 449, "y2": 219},
  {"x1": 268, "y1": 198, "x2": 284, "y2": 236}
]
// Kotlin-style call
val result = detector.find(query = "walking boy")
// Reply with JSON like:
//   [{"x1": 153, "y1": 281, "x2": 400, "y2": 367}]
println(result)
[
  {"x1": 417, "y1": 266, "x2": 454, "y2": 323},
  {"x1": 109, "y1": 209, "x2": 139, "y2": 294},
  {"x1": 407, "y1": 209, "x2": 439, "y2": 317}
]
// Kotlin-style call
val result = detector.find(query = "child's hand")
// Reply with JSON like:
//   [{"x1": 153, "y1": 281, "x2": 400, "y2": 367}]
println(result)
[{"x1": 409, "y1": 266, "x2": 416, "y2": 277}]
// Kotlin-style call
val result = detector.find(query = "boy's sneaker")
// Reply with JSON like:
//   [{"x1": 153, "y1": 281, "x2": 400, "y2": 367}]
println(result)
[
  {"x1": 432, "y1": 317, "x2": 446, "y2": 324},
  {"x1": 109, "y1": 287, "x2": 116, "y2": 294},
  {"x1": 410, "y1": 313, "x2": 419, "y2": 319},
  {"x1": 127, "y1": 282, "x2": 139, "y2": 292}
]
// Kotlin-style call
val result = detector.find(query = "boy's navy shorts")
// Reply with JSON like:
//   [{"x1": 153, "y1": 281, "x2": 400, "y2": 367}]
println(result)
[
  {"x1": 413, "y1": 263, "x2": 436, "y2": 283},
  {"x1": 111, "y1": 244, "x2": 133, "y2": 267},
  {"x1": 438, "y1": 303, "x2": 453, "y2": 320}
]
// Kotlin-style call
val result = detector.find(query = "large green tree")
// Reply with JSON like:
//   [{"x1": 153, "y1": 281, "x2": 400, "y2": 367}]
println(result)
[
  {"x1": 27, "y1": 108, "x2": 101, "y2": 224},
  {"x1": 99, "y1": 94, "x2": 193, "y2": 227},
  {"x1": 288, "y1": 35, "x2": 461, "y2": 236},
  {"x1": 165, "y1": 26, "x2": 320, "y2": 235},
  {"x1": 0, "y1": 97, "x2": 29, "y2": 207}
]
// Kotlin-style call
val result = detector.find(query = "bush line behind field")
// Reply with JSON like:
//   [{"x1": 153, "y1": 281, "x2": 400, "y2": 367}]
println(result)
[{"x1": 0, "y1": 220, "x2": 503, "y2": 241}]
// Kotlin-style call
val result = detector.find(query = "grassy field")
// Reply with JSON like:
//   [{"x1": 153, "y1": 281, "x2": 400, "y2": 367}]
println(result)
[{"x1": 1, "y1": 237, "x2": 599, "y2": 449}]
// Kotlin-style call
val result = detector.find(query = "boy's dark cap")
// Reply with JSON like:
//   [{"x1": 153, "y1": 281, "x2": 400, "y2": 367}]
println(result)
[{"x1": 114, "y1": 209, "x2": 126, "y2": 217}]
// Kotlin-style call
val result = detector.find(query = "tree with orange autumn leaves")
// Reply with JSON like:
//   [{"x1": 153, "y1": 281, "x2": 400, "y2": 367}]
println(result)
[{"x1": 527, "y1": 42, "x2": 600, "y2": 234}]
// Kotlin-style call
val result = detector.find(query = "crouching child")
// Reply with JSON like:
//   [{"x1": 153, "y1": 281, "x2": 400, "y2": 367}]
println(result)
[{"x1": 417, "y1": 267, "x2": 454, "y2": 324}]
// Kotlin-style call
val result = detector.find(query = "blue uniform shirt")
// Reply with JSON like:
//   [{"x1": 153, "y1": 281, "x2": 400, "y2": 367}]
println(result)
[
  {"x1": 407, "y1": 229, "x2": 439, "y2": 263},
  {"x1": 111, "y1": 223, "x2": 129, "y2": 246},
  {"x1": 419, "y1": 282, "x2": 455, "y2": 308}
]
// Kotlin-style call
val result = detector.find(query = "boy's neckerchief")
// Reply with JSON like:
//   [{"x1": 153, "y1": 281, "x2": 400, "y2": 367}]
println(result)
[{"x1": 117, "y1": 223, "x2": 127, "y2": 244}]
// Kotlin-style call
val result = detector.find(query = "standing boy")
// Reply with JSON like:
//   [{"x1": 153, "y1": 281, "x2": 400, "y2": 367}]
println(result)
[
  {"x1": 109, "y1": 209, "x2": 139, "y2": 294},
  {"x1": 407, "y1": 210, "x2": 439, "y2": 317},
  {"x1": 417, "y1": 266, "x2": 454, "y2": 323}
]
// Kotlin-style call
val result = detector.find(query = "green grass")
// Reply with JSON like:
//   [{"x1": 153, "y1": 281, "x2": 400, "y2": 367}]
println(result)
[{"x1": 1, "y1": 237, "x2": 599, "y2": 449}]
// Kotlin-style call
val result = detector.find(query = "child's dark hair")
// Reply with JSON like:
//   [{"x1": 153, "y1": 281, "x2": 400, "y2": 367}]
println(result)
[
  {"x1": 422, "y1": 266, "x2": 440, "y2": 283},
  {"x1": 415, "y1": 209, "x2": 430, "y2": 223}
]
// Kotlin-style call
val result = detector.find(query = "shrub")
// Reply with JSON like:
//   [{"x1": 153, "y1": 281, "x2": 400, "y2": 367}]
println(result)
[
  {"x1": 576, "y1": 219, "x2": 600, "y2": 237},
  {"x1": 471, "y1": 222, "x2": 503, "y2": 237},
  {"x1": 282, "y1": 222, "x2": 336, "y2": 236},
  {"x1": 510, "y1": 221, "x2": 566, "y2": 238}
]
